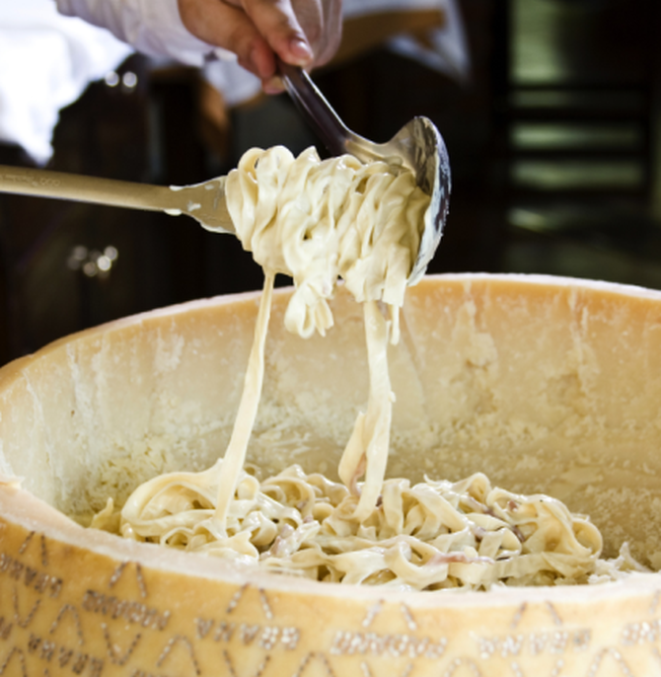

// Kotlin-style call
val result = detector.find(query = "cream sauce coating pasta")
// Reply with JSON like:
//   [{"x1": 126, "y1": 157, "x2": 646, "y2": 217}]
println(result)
[
  {"x1": 92, "y1": 146, "x2": 643, "y2": 589},
  {"x1": 94, "y1": 464, "x2": 642, "y2": 589},
  {"x1": 215, "y1": 145, "x2": 428, "y2": 527}
]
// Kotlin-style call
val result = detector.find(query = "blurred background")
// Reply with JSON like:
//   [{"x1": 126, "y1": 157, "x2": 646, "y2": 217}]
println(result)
[{"x1": 1, "y1": 0, "x2": 660, "y2": 366}]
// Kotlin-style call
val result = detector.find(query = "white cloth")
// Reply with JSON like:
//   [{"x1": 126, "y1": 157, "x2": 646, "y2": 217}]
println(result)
[
  {"x1": 0, "y1": 0, "x2": 468, "y2": 162},
  {"x1": 0, "y1": 0, "x2": 132, "y2": 163},
  {"x1": 56, "y1": 0, "x2": 221, "y2": 67}
]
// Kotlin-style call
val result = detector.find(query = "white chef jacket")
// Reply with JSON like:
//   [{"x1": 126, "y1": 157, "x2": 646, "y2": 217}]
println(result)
[
  {"x1": 54, "y1": 0, "x2": 468, "y2": 76},
  {"x1": 0, "y1": 0, "x2": 467, "y2": 162}
]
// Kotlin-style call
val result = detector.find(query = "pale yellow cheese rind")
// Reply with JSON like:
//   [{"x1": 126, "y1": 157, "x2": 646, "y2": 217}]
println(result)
[{"x1": 1, "y1": 274, "x2": 661, "y2": 676}]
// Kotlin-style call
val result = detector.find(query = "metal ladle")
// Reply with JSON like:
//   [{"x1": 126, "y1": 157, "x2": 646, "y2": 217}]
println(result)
[
  {"x1": 0, "y1": 69, "x2": 450, "y2": 283},
  {"x1": 278, "y1": 62, "x2": 451, "y2": 284}
]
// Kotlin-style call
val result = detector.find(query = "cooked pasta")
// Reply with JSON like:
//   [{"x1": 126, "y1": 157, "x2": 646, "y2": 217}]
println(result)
[{"x1": 92, "y1": 146, "x2": 643, "y2": 589}]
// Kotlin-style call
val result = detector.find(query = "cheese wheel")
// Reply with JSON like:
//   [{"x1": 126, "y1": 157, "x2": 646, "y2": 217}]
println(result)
[{"x1": 1, "y1": 273, "x2": 661, "y2": 677}]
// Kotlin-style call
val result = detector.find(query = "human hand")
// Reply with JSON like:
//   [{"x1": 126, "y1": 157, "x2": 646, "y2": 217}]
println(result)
[{"x1": 177, "y1": 0, "x2": 342, "y2": 92}]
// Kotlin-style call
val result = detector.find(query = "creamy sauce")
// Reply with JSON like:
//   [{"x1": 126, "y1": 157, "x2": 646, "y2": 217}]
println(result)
[{"x1": 93, "y1": 146, "x2": 643, "y2": 589}]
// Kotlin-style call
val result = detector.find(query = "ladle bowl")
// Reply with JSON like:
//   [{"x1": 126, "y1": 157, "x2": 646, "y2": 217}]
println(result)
[{"x1": 279, "y1": 63, "x2": 451, "y2": 285}]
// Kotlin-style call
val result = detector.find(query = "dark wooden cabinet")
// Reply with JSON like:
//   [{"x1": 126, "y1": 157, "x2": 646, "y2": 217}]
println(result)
[{"x1": 0, "y1": 56, "x2": 265, "y2": 365}]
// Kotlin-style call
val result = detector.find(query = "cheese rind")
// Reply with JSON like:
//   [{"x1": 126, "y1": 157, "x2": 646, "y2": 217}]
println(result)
[{"x1": 2, "y1": 274, "x2": 661, "y2": 675}]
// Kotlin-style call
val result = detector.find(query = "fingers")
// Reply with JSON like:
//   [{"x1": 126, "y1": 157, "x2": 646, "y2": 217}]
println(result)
[
  {"x1": 240, "y1": 0, "x2": 315, "y2": 67},
  {"x1": 177, "y1": 0, "x2": 275, "y2": 79},
  {"x1": 241, "y1": 0, "x2": 343, "y2": 92},
  {"x1": 177, "y1": 0, "x2": 343, "y2": 93}
]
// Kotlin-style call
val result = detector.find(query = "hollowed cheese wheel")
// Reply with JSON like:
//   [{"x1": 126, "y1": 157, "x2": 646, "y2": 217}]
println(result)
[{"x1": 1, "y1": 273, "x2": 661, "y2": 677}]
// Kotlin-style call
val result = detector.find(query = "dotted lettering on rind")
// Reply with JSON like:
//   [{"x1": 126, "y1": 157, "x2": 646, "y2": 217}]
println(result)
[
  {"x1": 49, "y1": 604, "x2": 85, "y2": 646},
  {"x1": 22, "y1": 633, "x2": 105, "y2": 677},
  {"x1": 108, "y1": 562, "x2": 148, "y2": 599},
  {"x1": 281, "y1": 627, "x2": 300, "y2": 651},
  {"x1": 214, "y1": 622, "x2": 235, "y2": 643},
  {"x1": 135, "y1": 564, "x2": 148, "y2": 598},
  {"x1": 70, "y1": 652, "x2": 89, "y2": 675},
  {"x1": 317, "y1": 652, "x2": 336, "y2": 677},
  {"x1": 9, "y1": 560, "x2": 23, "y2": 581},
  {"x1": 330, "y1": 631, "x2": 446, "y2": 659},
  {"x1": 259, "y1": 588, "x2": 274, "y2": 620},
  {"x1": 196, "y1": 617, "x2": 214, "y2": 640},
  {"x1": 400, "y1": 664, "x2": 414, "y2": 677},
  {"x1": 621, "y1": 618, "x2": 661, "y2": 645},
  {"x1": 224, "y1": 649, "x2": 271, "y2": 677},
  {"x1": 442, "y1": 658, "x2": 482, "y2": 677},
  {"x1": 156, "y1": 634, "x2": 201, "y2": 675},
  {"x1": 108, "y1": 562, "x2": 127, "y2": 588},
  {"x1": 572, "y1": 630, "x2": 591, "y2": 652},
  {"x1": 510, "y1": 603, "x2": 527, "y2": 630},
  {"x1": 475, "y1": 629, "x2": 591, "y2": 659},
  {"x1": 101, "y1": 623, "x2": 142, "y2": 665},
  {"x1": 88, "y1": 657, "x2": 105, "y2": 677},
  {"x1": 18, "y1": 532, "x2": 34, "y2": 556},
  {"x1": 223, "y1": 650, "x2": 238, "y2": 677},
  {"x1": 27, "y1": 635, "x2": 56, "y2": 662},
  {"x1": 0, "y1": 552, "x2": 62, "y2": 598},
  {"x1": 510, "y1": 661, "x2": 524, "y2": 677},
  {"x1": 550, "y1": 659, "x2": 565, "y2": 677},
  {"x1": 200, "y1": 616, "x2": 300, "y2": 651},
  {"x1": 293, "y1": 653, "x2": 312, "y2": 677},
  {"x1": 82, "y1": 590, "x2": 170, "y2": 630},
  {"x1": 27, "y1": 633, "x2": 41, "y2": 654},
  {"x1": 259, "y1": 626, "x2": 280, "y2": 651},
  {"x1": 58, "y1": 647, "x2": 73, "y2": 668},
  {"x1": 293, "y1": 652, "x2": 336, "y2": 677},
  {"x1": 16, "y1": 533, "x2": 49, "y2": 569},
  {"x1": 362, "y1": 600, "x2": 384, "y2": 629},
  {"x1": 40, "y1": 640, "x2": 56, "y2": 662},
  {"x1": 502, "y1": 635, "x2": 524, "y2": 658},
  {"x1": 545, "y1": 602, "x2": 563, "y2": 627},
  {"x1": 400, "y1": 604, "x2": 418, "y2": 632},
  {"x1": 226, "y1": 584, "x2": 249, "y2": 615},
  {"x1": 240, "y1": 624, "x2": 260, "y2": 645},
  {"x1": 0, "y1": 647, "x2": 27, "y2": 677},
  {"x1": 0, "y1": 618, "x2": 13, "y2": 641},
  {"x1": 41, "y1": 535, "x2": 49, "y2": 568},
  {"x1": 12, "y1": 586, "x2": 41, "y2": 629},
  {"x1": 586, "y1": 648, "x2": 634, "y2": 677}
]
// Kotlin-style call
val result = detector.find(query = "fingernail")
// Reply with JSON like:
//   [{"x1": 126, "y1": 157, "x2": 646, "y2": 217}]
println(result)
[
  {"x1": 289, "y1": 38, "x2": 313, "y2": 65},
  {"x1": 263, "y1": 76, "x2": 285, "y2": 95}
]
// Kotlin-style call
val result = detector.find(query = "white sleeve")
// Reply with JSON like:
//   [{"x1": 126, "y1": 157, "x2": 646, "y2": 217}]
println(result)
[{"x1": 55, "y1": 0, "x2": 221, "y2": 67}]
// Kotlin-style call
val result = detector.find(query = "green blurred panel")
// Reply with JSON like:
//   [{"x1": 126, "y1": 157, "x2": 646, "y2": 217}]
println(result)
[
  {"x1": 509, "y1": 89, "x2": 645, "y2": 111},
  {"x1": 512, "y1": 0, "x2": 648, "y2": 86},
  {"x1": 512, "y1": 160, "x2": 644, "y2": 190},
  {"x1": 511, "y1": 123, "x2": 641, "y2": 150}
]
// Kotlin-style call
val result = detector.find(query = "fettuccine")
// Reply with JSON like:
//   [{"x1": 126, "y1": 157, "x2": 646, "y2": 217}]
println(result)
[{"x1": 92, "y1": 146, "x2": 643, "y2": 589}]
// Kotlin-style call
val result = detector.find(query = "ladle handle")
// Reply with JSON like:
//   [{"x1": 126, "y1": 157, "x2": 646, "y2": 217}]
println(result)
[
  {"x1": 0, "y1": 164, "x2": 180, "y2": 214},
  {"x1": 278, "y1": 61, "x2": 353, "y2": 157}
]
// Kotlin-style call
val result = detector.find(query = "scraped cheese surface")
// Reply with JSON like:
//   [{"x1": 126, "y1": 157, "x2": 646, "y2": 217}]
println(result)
[{"x1": 92, "y1": 146, "x2": 643, "y2": 590}]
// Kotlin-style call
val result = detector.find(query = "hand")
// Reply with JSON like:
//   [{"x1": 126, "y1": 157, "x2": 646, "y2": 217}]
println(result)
[{"x1": 177, "y1": 0, "x2": 342, "y2": 92}]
